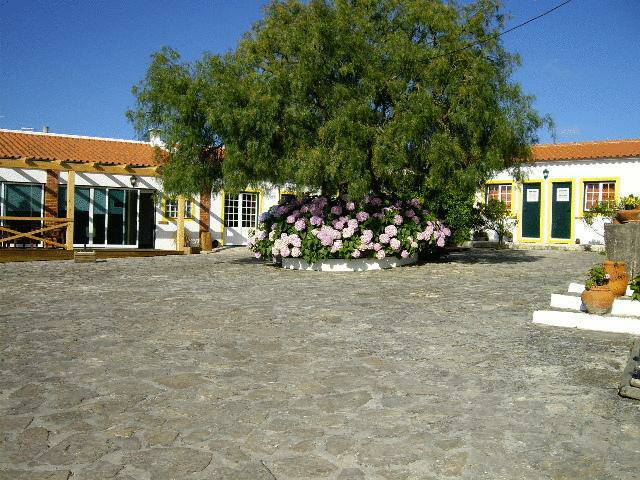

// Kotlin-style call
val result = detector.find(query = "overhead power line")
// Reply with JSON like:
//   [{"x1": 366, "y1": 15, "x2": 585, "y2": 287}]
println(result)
[{"x1": 429, "y1": 0, "x2": 574, "y2": 61}]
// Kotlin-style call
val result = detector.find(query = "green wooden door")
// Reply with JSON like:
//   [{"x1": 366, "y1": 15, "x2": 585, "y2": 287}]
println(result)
[
  {"x1": 551, "y1": 182, "x2": 572, "y2": 240},
  {"x1": 522, "y1": 183, "x2": 541, "y2": 239}
]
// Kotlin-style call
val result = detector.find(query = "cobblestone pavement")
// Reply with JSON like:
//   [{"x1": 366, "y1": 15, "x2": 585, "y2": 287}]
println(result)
[{"x1": 1, "y1": 247, "x2": 639, "y2": 480}]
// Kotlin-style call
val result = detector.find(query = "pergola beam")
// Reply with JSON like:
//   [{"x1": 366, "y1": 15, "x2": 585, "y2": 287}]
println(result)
[{"x1": 0, "y1": 157, "x2": 158, "y2": 176}]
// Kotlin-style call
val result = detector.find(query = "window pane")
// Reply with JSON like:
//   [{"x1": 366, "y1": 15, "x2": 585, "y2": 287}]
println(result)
[
  {"x1": 108, "y1": 189, "x2": 125, "y2": 245},
  {"x1": 242, "y1": 193, "x2": 258, "y2": 228},
  {"x1": 93, "y1": 188, "x2": 106, "y2": 244},
  {"x1": 74, "y1": 187, "x2": 90, "y2": 244},
  {"x1": 224, "y1": 194, "x2": 239, "y2": 227}
]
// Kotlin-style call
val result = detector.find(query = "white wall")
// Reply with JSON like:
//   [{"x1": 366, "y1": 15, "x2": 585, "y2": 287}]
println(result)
[{"x1": 486, "y1": 157, "x2": 640, "y2": 245}]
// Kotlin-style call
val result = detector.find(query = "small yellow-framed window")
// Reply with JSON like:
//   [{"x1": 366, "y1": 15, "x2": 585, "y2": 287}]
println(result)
[
  {"x1": 583, "y1": 181, "x2": 616, "y2": 211},
  {"x1": 163, "y1": 198, "x2": 193, "y2": 219},
  {"x1": 485, "y1": 183, "x2": 513, "y2": 210}
]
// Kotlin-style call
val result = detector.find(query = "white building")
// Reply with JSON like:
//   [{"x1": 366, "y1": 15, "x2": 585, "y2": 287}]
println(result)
[
  {"x1": 2, "y1": 129, "x2": 638, "y2": 252},
  {"x1": 484, "y1": 139, "x2": 640, "y2": 246}
]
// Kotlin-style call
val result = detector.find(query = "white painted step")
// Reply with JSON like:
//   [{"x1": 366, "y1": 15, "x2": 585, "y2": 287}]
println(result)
[
  {"x1": 568, "y1": 282, "x2": 633, "y2": 297},
  {"x1": 611, "y1": 298, "x2": 640, "y2": 317},
  {"x1": 533, "y1": 310, "x2": 640, "y2": 335},
  {"x1": 550, "y1": 293, "x2": 583, "y2": 311}
]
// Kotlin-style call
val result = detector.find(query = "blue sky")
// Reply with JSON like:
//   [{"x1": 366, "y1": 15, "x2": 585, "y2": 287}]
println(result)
[{"x1": 1, "y1": 0, "x2": 638, "y2": 144}]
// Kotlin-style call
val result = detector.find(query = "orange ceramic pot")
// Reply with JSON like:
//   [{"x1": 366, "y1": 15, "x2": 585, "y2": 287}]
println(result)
[
  {"x1": 616, "y1": 209, "x2": 640, "y2": 223},
  {"x1": 604, "y1": 261, "x2": 629, "y2": 296},
  {"x1": 581, "y1": 285, "x2": 615, "y2": 314}
]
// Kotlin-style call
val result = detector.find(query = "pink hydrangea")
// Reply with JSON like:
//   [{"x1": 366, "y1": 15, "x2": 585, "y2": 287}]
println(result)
[
  {"x1": 376, "y1": 249, "x2": 386, "y2": 260},
  {"x1": 316, "y1": 225, "x2": 341, "y2": 247},
  {"x1": 373, "y1": 213, "x2": 384, "y2": 219},
  {"x1": 256, "y1": 229, "x2": 267, "y2": 241},
  {"x1": 390, "y1": 238, "x2": 401, "y2": 250},
  {"x1": 286, "y1": 215, "x2": 296, "y2": 224},
  {"x1": 442, "y1": 227, "x2": 451, "y2": 236},
  {"x1": 351, "y1": 249, "x2": 361, "y2": 258},
  {"x1": 437, "y1": 236, "x2": 445, "y2": 247},
  {"x1": 254, "y1": 252, "x2": 262, "y2": 258},
  {"x1": 356, "y1": 211, "x2": 369, "y2": 222},
  {"x1": 405, "y1": 209, "x2": 416, "y2": 218},
  {"x1": 373, "y1": 243, "x2": 382, "y2": 251},
  {"x1": 294, "y1": 218, "x2": 306, "y2": 231},
  {"x1": 346, "y1": 201, "x2": 356, "y2": 211},
  {"x1": 290, "y1": 234, "x2": 302, "y2": 248},
  {"x1": 331, "y1": 205, "x2": 343, "y2": 215},
  {"x1": 347, "y1": 219, "x2": 358, "y2": 230},
  {"x1": 384, "y1": 225, "x2": 397, "y2": 237},
  {"x1": 393, "y1": 214, "x2": 403, "y2": 225},
  {"x1": 331, "y1": 239, "x2": 343, "y2": 253},
  {"x1": 360, "y1": 229, "x2": 374, "y2": 244},
  {"x1": 342, "y1": 226, "x2": 355, "y2": 238},
  {"x1": 370, "y1": 197, "x2": 382, "y2": 206},
  {"x1": 400, "y1": 250, "x2": 409, "y2": 259},
  {"x1": 291, "y1": 247, "x2": 301, "y2": 257},
  {"x1": 310, "y1": 215, "x2": 323, "y2": 226},
  {"x1": 379, "y1": 233, "x2": 390, "y2": 244},
  {"x1": 281, "y1": 246, "x2": 291, "y2": 257},
  {"x1": 333, "y1": 219, "x2": 346, "y2": 230}
]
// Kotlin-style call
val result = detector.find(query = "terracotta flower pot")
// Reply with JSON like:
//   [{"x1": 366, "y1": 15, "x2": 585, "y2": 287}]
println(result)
[
  {"x1": 616, "y1": 209, "x2": 640, "y2": 223},
  {"x1": 581, "y1": 285, "x2": 615, "y2": 314},
  {"x1": 604, "y1": 261, "x2": 629, "y2": 296}
]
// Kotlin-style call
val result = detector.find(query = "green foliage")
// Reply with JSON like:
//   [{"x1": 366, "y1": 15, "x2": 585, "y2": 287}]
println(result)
[
  {"x1": 129, "y1": 1, "x2": 551, "y2": 240},
  {"x1": 585, "y1": 264, "x2": 609, "y2": 290},
  {"x1": 631, "y1": 273, "x2": 640, "y2": 301},
  {"x1": 621, "y1": 194, "x2": 640, "y2": 209},
  {"x1": 475, "y1": 198, "x2": 517, "y2": 245},
  {"x1": 126, "y1": 47, "x2": 223, "y2": 197}
]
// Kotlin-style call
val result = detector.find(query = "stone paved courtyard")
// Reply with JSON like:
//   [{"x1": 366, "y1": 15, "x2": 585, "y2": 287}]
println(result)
[{"x1": 1, "y1": 248, "x2": 639, "y2": 479}]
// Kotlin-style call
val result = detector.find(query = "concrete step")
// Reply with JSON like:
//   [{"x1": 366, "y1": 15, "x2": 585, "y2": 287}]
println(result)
[
  {"x1": 550, "y1": 293, "x2": 640, "y2": 317},
  {"x1": 533, "y1": 310, "x2": 640, "y2": 335}
]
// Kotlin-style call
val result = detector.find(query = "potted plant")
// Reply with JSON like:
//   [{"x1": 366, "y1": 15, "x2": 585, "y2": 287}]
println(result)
[
  {"x1": 581, "y1": 264, "x2": 615, "y2": 314},
  {"x1": 631, "y1": 273, "x2": 640, "y2": 301},
  {"x1": 603, "y1": 260, "x2": 630, "y2": 297},
  {"x1": 616, "y1": 195, "x2": 640, "y2": 223}
]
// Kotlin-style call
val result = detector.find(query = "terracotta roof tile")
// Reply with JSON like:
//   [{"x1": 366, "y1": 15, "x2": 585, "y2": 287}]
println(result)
[
  {"x1": 532, "y1": 139, "x2": 640, "y2": 161},
  {"x1": 0, "y1": 129, "x2": 165, "y2": 167}
]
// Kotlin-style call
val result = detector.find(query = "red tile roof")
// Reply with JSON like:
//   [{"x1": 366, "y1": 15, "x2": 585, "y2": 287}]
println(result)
[
  {"x1": 532, "y1": 139, "x2": 640, "y2": 161},
  {"x1": 0, "y1": 129, "x2": 165, "y2": 167}
]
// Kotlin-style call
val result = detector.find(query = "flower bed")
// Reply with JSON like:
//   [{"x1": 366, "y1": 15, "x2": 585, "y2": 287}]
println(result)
[{"x1": 248, "y1": 195, "x2": 451, "y2": 264}]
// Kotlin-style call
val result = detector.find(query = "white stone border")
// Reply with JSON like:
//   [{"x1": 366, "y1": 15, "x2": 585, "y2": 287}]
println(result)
[
  {"x1": 550, "y1": 293, "x2": 640, "y2": 317},
  {"x1": 281, "y1": 253, "x2": 418, "y2": 272},
  {"x1": 533, "y1": 310, "x2": 640, "y2": 335}
]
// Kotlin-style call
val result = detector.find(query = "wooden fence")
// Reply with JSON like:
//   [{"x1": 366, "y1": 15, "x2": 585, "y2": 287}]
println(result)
[{"x1": 0, "y1": 216, "x2": 73, "y2": 250}]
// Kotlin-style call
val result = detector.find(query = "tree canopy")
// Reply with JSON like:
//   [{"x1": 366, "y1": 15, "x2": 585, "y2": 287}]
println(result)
[{"x1": 128, "y1": 0, "x2": 551, "y2": 239}]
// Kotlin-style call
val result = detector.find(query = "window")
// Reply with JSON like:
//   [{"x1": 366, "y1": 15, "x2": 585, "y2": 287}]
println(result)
[
  {"x1": 280, "y1": 193, "x2": 297, "y2": 205},
  {"x1": 486, "y1": 184, "x2": 512, "y2": 209},
  {"x1": 164, "y1": 199, "x2": 192, "y2": 219},
  {"x1": 584, "y1": 181, "x2": 616, "y2": 211},
  {"x1": 224, "y1": 194, "x2": 239, "y2": 227}
]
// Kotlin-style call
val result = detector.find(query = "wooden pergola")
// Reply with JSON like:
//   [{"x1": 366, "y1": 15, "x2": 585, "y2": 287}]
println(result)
[{"x1": 0, "y1": 156, "x2": 192, "y2": 251}]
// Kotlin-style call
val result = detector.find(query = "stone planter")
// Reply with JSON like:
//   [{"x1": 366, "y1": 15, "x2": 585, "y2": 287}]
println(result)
[
  {"x1": 580, "y1": 285, "x2": 615, "y2": 314},
  {"x1": 281, "y1": 253, "x2": 418, "y2": 272}
]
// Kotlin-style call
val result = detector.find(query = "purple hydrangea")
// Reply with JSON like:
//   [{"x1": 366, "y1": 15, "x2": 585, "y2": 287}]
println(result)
[
  {"x1": 405, "y1": 209, "x2": 415, "y2": 218},
  {"x1": 393, "y1": 214, "x2": 403, "y2": 225},
  {"x1": 331, "y1": 205, "x2": 343, "y2": 215},
  {"x1": 310, "y1": 215, "x2": 323, "y2": 226},
  {"x1": 290, "y1": 234, "x2": 302, "y2": 248}
]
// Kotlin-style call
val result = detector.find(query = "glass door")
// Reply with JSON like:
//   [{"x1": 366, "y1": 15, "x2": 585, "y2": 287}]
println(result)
[
  {"x1": 2, "y1": 183, "x2": 44, "y2": 247},
  {"x1": 224, "y1": 192, "x2": 258, "y2": 245}
]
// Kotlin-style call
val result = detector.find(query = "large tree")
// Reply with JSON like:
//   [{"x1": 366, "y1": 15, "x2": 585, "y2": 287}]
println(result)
[{"x1": 129, "y1": 0, "x2": 551, "y2": 240}]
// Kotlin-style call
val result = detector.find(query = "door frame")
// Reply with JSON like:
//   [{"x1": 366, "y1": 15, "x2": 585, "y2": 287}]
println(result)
[
  {"x1": 220, "y1": 189, "x2": 264, "y2": 246},
  {"x1": 518, "y1": 180, "x2": 545, "y2": 243},
  {"x1": 548, "y1": 178, "x2": 575, "y2": 244}
]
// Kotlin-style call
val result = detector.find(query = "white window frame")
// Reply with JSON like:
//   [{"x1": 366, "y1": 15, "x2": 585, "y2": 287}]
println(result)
[
  {"x1": 583, "y1": 181, "x2": 616, "y2": 211},
  {"x1": 486, "y1": 183, "x2": 512, "y2": 209}
]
